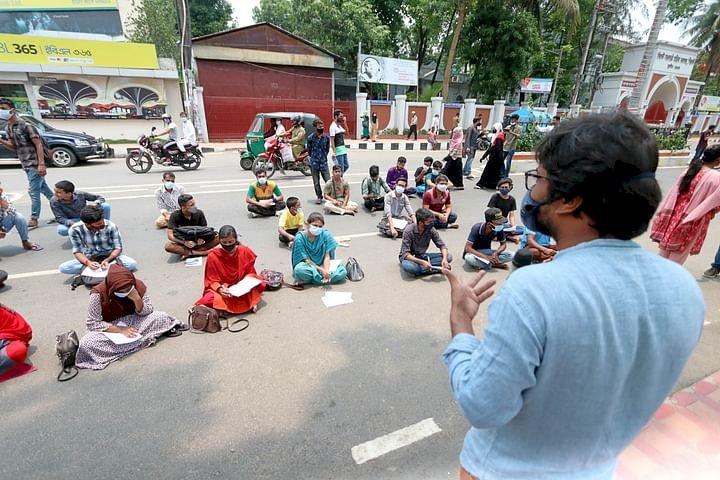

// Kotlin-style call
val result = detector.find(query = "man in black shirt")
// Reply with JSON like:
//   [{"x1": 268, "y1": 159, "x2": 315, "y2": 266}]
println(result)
[
  {"x1": 487, "y1": 177, "x2": 522, "y2": 240},
  {"x1": 165, "y1": 194, "x2": 219, "y2": 258}
]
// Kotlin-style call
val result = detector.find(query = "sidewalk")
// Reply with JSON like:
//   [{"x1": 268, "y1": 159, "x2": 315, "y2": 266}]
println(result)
[{"x1": 616, "y1": 371, "x2": 720, "y2": 479}]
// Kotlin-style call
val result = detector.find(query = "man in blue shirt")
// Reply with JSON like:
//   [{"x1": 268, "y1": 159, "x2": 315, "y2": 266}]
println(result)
[
  {"x1": 307, "y1": 118, "x2": 331, "y2": 204},
  {"x1": 443, "y1": 112, "x2": 705, "y2": 480},
  {"x1": 463, "y1": 207, "x2": 513, "y2": 270}
]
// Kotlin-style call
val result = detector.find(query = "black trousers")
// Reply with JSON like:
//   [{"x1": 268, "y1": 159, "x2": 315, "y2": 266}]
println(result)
[
  {"x1": 311, "y1": 166, "x2": 330, "y2": 199},
  {"x1": 364, "y1": 197, "x2": 384, "y2": 210},
  {"x1": 248, "y1": 201, "x2": 286, "y2": 217},
  {"x1": 279, "y1": 228, "x2": 299, "y2": 243},
  {"x1": 407, "y1": 125, "x2": 418, "y2": 140}
]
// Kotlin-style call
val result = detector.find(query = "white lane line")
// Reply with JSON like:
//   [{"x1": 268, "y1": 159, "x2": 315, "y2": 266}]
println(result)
[
  {"x1": 337, "y1": 232, "x2": 380, "y2": 241},
  {"x1": 351, "y1": 418, "x2": 442, "y2": 465},
  {"x1": 103, "y1": 182, "x2": 365, "y2": 200},
  {"x1": 8, "y1": 269, "x2": 61, "y2": 280}
]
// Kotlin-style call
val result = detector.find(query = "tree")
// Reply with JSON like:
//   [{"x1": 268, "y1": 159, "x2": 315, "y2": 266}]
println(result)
[
  {"x1": 628, "y1": 0, "x2": 669, "y2": 110},
  {"x1": 253, "y1": 0, "x2": 392, "y2": 70},
  {"x1": 683, "y1": 1, "x2": 720, "y2": 107},
  {"x1": 127, "y1": 0, "x2": 180, "y2": 64},
  {"x1": 189, "y1": 0, "x2": 236, "y2": 37},
  {"x1": 441, "y1": 0, "x2": 471, "y2": 100},
  {"x1": 458, "y1": 3, "x2": 541, "y2": 102}
]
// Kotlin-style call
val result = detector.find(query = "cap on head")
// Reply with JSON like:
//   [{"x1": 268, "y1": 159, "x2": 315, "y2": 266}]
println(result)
[{"x1": 484, "y1": 207, "x2": 507, "y2": 225}]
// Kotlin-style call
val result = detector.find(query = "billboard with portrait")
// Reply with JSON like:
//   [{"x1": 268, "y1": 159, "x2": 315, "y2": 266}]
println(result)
[
  {"x1": 358, "y1": 54, "x2": 418, "y2": 86},
  {"x1": 0, "y1": 10, "x2": 123, "y2": 36}
]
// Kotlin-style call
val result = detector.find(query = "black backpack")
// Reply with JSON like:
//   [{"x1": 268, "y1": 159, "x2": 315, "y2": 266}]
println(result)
[{"x1": 56, "y1": 330, "x2": 79, "y2": 382}]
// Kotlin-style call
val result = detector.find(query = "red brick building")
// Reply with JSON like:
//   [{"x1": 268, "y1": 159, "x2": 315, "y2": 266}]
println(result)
[{"x1": 193, "y1": 23, "x2": 355, "y2": 141}]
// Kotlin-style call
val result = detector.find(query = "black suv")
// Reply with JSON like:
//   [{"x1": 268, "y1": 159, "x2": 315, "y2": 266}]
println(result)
[{"x1": 0, "y1": 114, "x2": 110, "y2": 167}]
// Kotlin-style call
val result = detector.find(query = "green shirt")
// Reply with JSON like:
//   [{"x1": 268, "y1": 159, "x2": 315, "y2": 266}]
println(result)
[
  {"x1": 362, "y1": 177, "x2": 389, "y2": 198},
  {"x1": 324, "y1": 178, "x2": 349, "y2": 200},
  {"x1": 247, "y1": 180, "x2": 282, "y2": 200}
]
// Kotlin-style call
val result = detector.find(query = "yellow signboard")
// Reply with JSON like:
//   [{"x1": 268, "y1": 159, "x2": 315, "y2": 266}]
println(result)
[
  {"x1": 0, "y1": 0, "x2": 117, "y2": 10},
  {"x1": 0, "y1": 34, "x2": 159, "y2": 69}
]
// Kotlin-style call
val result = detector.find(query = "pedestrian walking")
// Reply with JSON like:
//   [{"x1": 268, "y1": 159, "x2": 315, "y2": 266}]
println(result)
[
  {"x1": 449, "y1": 118, "x2": 464, "y2": 152},
  {"x1": 651, "y1": 145, "x2": 720, "y2": 264},
  {"x1": 692, "y1": 124, "x2": 715, "y2": 162},
  {"x1": 330, "y1": 109, "x2": 349, "y2": 173},
  {"x1": 407, "y1": 111, "x2": 418, "y2": 140},
  {"x1": 0, "y1": 98, "x2": 53, "y2": 228},
  {"x1": 462, "y1": 117, "x2": 483, "y2": 179},
  {"x1": 371, "y1": 112, "x2": 378, "y2": 142},
  {"x1": 502, "y1": 113, "x2": 522, "y2": 176},
  {"x1": 361, "y1": 112, "x2": 370, "y2": 140},
  {"x1": 442, "y1": 112, "x2": 704, "y2": 480},
  {"x1": 307, "y1": 119, "x2": 331, "y2": 204}
]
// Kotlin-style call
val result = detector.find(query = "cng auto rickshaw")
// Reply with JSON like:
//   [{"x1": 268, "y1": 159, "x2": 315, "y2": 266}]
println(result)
[{"x1": 239, "y1": 112, "x2": 320, "y2": 171}]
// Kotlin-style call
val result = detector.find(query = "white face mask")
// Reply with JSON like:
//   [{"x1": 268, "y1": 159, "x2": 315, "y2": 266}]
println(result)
[
  {"x1": 436, "y1": 184, "x2": 448, "y2": 192},
  {"x1": 308, "y1": 225, "x2": 323, "y2": 236},
  {"x1": 395, "y1": 186, "x2": 405, "y2": 195},
  {"x1": 258, "y1": 177, "x2": 267, "y2": 185},
  {"x1": 0, "y1": 109, "x2": 12, "y2": 121},
  {"x1": 431, "y1": 169, "x2": 440, "y2": 176},
  {"x1": 164, "y1": 181, "x2": 174, "y2": 190},
  {"x1": 114, "y1": 286, "x2": 134, "y2": 298}
]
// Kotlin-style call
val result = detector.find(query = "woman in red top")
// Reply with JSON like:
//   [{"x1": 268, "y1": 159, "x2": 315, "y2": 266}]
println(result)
[
  {"x1": 651, "y1": 146, "x2": 720, "y2": 264},
  {"x1": 0, "y1": 303, "x2": 33, "y2": 382},
  {"x1": 195, "y1": 225, "x2": 265, "y2": 314}
]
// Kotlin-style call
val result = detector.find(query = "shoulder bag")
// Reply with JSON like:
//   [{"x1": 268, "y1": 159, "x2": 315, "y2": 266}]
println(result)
[
  {"x1": 188, "y1": 305, "x2": 249, "y2": 333},
  {"x1": 56, "y1": 330, "x2": 79, "y2": 382}
]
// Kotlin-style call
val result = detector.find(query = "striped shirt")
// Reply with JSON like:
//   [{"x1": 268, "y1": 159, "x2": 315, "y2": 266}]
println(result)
[{"x1": 68, "y1": 219, "x2": 123, "y2": 256}]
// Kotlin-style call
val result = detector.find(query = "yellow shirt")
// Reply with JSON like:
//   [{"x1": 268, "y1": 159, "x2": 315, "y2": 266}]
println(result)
[{"x1": 278, "y1": 209, "x2": 304, "y2": 230}]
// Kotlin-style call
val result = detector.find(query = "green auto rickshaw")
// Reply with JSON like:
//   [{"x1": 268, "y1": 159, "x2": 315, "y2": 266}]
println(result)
[{"x1": 239, "y1": 112, "x2": 320, "y2": 170}]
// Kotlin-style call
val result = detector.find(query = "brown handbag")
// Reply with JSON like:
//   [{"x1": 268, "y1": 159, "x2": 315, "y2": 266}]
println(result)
[{"x1": 188, "y1": 305, "x2": 221, "y2": 333}]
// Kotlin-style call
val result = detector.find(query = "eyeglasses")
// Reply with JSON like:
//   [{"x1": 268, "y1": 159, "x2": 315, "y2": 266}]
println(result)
[{"x1": 524, "y1": 169, "x2": 550, "y2": 190}]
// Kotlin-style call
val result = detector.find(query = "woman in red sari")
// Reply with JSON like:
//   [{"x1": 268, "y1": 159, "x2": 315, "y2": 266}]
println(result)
[
  {"x1": 195, "y1": 225, "x2": 265, "y2": 314},
  {"x1": 0, "y1": 303, "x2": 33, "y2": 382},
  {"x1": 651, "y1": 146, "x2": 720, "y2": 264}
]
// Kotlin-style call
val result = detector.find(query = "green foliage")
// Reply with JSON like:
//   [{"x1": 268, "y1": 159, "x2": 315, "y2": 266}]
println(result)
[
  {"x1": 602, "y1": 43, "x2": 624, "y2": 73},
  {"x1": 127, "y1": 0, "x2": 180, "y2": 63},
  {"x1": 458, "y1": 4, "x2": 541, "y2": 102},
  {"x1": 253, "y1": 0, "x2": 393, "y2": 69},
  {"x1": 189, "y1": 0, "x2": 236, "y2": 37},
  {"x1": 650, "y1": 126, "x2": 691, "y2": 152},
  {"x1": 516, "y1": 124, "x2": 542, "y2": 152},
  {"x1": 667, "y1": 0, "x2": 704, "y2": 24}
]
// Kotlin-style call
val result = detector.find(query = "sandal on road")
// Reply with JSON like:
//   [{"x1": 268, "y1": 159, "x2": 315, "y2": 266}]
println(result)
[
  {"x1": 27, "y1": 219, "x2": 39, "y2": 230},
  {"x1": 23, "y1": 243, "x2": 43, "y2": 251}
]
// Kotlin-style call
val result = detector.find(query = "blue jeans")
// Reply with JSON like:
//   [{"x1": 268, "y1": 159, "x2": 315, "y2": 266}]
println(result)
[
  {"x1": 434, "y1": 211, "x2": 458, "y2": 229},
  {"x1": 463, "y1": 149, "x2": 477, "y2": 176},
  {"x1": 25, "y1": 167, "x2": 54, "y2": 219},
  {"x1": 1, "y1": 212, "x2": 29, "y2": 242},
  {"x1": 503, "y1": 149, "x2": 516, "y2": 177},
  {"x1": 400, "y1": 252, "x2": 453, "y2": 276},
  {"x1": 465, "y1": 249, "x2": 514, "y2": 270},
  {"x1": 59, "y1": 254, "x2": 137, "y2": 275},
  {"x1": 335, "y1": 153, "x2": 349, "y2": 173},
  {"x1": 57, "y1": 202, "x2": 112, "y2": 236},
  {"x1": 712, "y1": 243, "x2": 720, "y2": 269}
]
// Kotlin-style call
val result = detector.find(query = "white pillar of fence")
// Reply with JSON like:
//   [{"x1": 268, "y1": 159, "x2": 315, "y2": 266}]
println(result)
[
  {"x1": 570, "y1": 104, "x2": 582, "y2": 118},
  {"x1": 547, "y1": 102, "x2": 559, "y2": 117},
  {"x1": 431, "y1": 96, "x2": 443, "y2": 129},
  {"x1": 463, "y1": 98, "x2": 477, "y2": 128},
  {"x1": 492, "y1": 100, "x2": 506, "y2": 126},
  {"x1": 355, "y1": 92, "x2": 368, "y2": 140},
  {"x1": 395, "y1": 94, "x2": 407, "y2": 132}
]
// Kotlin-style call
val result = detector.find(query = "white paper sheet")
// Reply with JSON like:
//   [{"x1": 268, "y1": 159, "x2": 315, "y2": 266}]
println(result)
[
  {"x1": 101, "y1": 331, "x2": 142, "y2": 345},
  {"x1": 329, "y1": 259, "x2": 343, "y2": 273},
  {"x1": 392, "y1": 218, "x2": 408, "y2": 230},
  {"x1": 227, "y1": 276, "x2": 263, "y2": 297},
  {"x1": 322, "y1": 291, "x2": 353, "y2": 308},
  {"x1": 81, "y1": 261, "x2": 116, "y2": 278},
  {"x1": 185, "y1": 257, "x2": 203, "y2": 267}
]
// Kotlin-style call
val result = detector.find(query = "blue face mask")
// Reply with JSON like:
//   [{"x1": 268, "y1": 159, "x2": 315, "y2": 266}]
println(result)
[
  {"x1": 493, "y1": 224, "x2": 504, "y2": 233},
  {"x1": 520, "y1": 190, "x2": 552, "y2": 236},
  {"x1": 499, "y1": 187, "x2": 511, "y2": 196}
]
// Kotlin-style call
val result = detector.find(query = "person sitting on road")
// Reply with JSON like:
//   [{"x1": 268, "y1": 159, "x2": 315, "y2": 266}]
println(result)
[
  {"x1": 247, "y1": 167, "x2": 286, "y2": 217},
  {"x1": 0, "y1": 303, "x2": 33, "y2": 383},
  {"x1": 520, "y1": 229, "x2": 557, "y2": 262},
  {"x1": 154, "y1": 172, "x2": 185, "y2": 229},
  {"x1": 195, "y1": 225, "x2": 265, "y2": 315},
  {"x1": 59, "y1": 205, "x2": 137, "y2": 275},
  {"x1": 386, "y1": 156, "x2": 416, "y2": 195},
  {"x1": 278, "y1": 196, "x2": 305, "y2": 248},
  {"x1": 292, "y1": 212, "x2": 347, "y2": 285},
  {"x1": 362, "y1": 165, "x2": 389, "y2": 211},
  {"x1": 414, "y1": 156, "x2": 434, "y2": 196},
  {"x1": 75, "y1": 264, "x2": 182, "y2": 371},
  {"x1": 51, "y1": 180, "x2": 111, "y2": 237},
  {"x1": 289, "y1": 115, "x2": 306, "y2": 160},
  {"x1": 418, "y1": 160, "x2": 444, "y2": 197},
  {"x1": 399, "y1": 207, "x2": 452, "y2": 276},
  {"x1": 488, "y1": 177, "x2": 521, "y2": 235},
  {"x1": 0, "y1": 182, "x2": 42, "y2": 252},
  {"x1": 379, "y1": 177, "x2": 416, "y2": 238},
  {"x1": 463, "y1": 207, "x2": 514, "y2": 270},
  {"x1": 324, "y1": 164, "x2": 358, "y2": 215},
  {"x1": 422, "y1": 174, "x2": 459, "y2": 229},
  {"x1": 165, "y1": 194, "x2": 219, "y2": 258}
]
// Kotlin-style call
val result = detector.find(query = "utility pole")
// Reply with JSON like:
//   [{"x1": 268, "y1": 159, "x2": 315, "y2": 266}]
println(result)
[
  {"x1": 571, "y1": 0, "x2": 602, "y2": 105},
  {"x1": 549, "y1": 32, "x2": 565, "y2": 104},
  {"x1": 589, "y1": 30, "x2": 612, "y2": 107},
  {"x1": 356, "y1": 42, "x2": 362, "y2": 95},
  {"x1": 174, "y1": 0, "x2": 200, "y2": 138}
]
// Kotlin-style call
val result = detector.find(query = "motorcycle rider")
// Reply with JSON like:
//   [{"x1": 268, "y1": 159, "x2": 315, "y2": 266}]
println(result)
[
  {"x1": 179, "y1": 111, "x2": 197, "y2": 144},
  {"x1": 154, "y1": 113, "x2": 186, "y2": 162}
]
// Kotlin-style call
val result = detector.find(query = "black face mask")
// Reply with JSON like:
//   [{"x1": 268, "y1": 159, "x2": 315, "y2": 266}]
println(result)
[
  {"x1": 221, "y1": 243, "x2": 237, "y2": 253},
  {"x1": 316, "y1": 128, "x2": 324, "y2": 134}
]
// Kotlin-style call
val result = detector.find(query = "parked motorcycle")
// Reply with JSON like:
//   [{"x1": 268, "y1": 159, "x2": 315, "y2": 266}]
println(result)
[
  {"x1": 125, "y1": 127, "x2": 202, "y2": 174},
  {"x1": 251, "y1": 135, "x2": 311, "y2": 178}
]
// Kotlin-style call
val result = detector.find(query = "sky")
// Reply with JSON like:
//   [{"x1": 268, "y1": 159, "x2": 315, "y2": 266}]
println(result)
[{"x1": 230, "y1": 0, "x2": 690, "y2": 44}]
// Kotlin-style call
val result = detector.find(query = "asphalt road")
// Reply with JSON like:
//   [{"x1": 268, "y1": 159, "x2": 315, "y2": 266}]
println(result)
[{"x1": 0, "y1": 151, "x2": 718, "y2": 480}]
